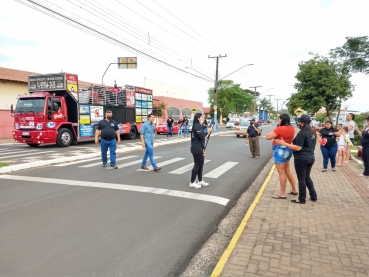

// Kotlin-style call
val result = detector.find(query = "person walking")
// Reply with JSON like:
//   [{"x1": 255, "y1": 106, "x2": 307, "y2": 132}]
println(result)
[
  {"x1": 355, "y1": 116, "x2": 369, "y2": 178},
  {"x1": 140, "y1": 114, "x2": 161, "y2": 172},
  {"x1": 189, "y1": 112, "x2": 213, "y2": 189},
  {"x1": 166, "y1": 116, "x2": 174, "y2": 139},
  {"x1": 318, "y1": 120, "x2": 340, "y2": 172},
  {"x1": 183, "y1": 116, "x2": 189, "y2": 138},
  {"x1": 177, "y1": 118, "x2": 183, "y2": 137},
  {"x1": 266, "y1": 113, "x2": 298, "y2": 199},
  {"x1": 337, "y1": 127, "x2": 352, "y2": 167},
  {"x1": 246, "y1": 118, "x2": 261, "y2": 158},
  {"x1": 343, "y1": 113, "x2": 356, "y2": 162},
  {"x1": 94, "y1": 110, "x2": 120, "y2": 169},
  {"x1": 275, "y1": 114, "x2": 318, "y2": 204}
]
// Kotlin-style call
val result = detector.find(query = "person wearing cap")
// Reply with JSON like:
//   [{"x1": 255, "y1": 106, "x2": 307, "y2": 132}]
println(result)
[
  {"x1": 246, "y1": 118, "x2": 261, "y2": 158},
  {"x1": 275, "y1": 114, "x2": 318, "y2": 204},
  {"x1": 355, "y1": 116, "x2": 369, "y2": 178},
  {"x1": 95, "y1": 110, "x2": 120, "y2": 169}
]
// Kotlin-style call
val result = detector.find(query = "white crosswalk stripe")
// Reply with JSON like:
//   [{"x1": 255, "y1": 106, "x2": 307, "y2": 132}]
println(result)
[
  {"x1": 137, "y1": 157, "x2": 185, "y2": 171},
  {"x1": 1, "y1": 150, "x2": 56, "y2": 160},
  {"x1": 168, "y1": 160, "x2": 210, "y2": 174},
  {"x1": 117, "y1": 156, "x2": 162, "y2": 168},
  {"x1": 79, "y1": 155, "x2": 138, "y2": 168},
  {"x1": 0, "y1": 148, "x2": 40, "y2": 155},
  {"x1": 203, "y1": 162, "x2": 239, "y2": 178}
]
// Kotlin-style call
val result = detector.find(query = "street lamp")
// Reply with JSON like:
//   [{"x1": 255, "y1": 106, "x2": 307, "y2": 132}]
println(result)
[{"x1": 343, "y1": 103, "x2": 349, "y2": 118}]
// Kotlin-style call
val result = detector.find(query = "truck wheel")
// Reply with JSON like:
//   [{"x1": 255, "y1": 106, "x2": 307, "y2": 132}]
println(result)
[
  {"x1": 236, "y1": 135, "x2": 240, "y2": 137},
  {"x1": 128, "y1": 127, "x2": 137, "y2": 140},
  {"x1": 57, "y1": 128, "x2": 73, "y2": 147},
  {"x1": 27, "y1": 143, "x2": 40, "y2": 147}
]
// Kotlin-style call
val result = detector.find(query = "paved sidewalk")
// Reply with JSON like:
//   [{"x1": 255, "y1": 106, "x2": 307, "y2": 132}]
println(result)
[{"x1": 218, "y1": 147, "x2": 369, "y2": 277}]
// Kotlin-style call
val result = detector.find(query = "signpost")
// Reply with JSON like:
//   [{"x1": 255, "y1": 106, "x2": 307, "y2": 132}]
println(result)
[
  {"x1": 294, "y1": 107, "x2": 303, "y2": 117},
  {"x1": 213, "y1": 105, "x2": 217, "y2": 133},
  {"x1": 101, "y1": 57, "x2": 137, "y2": 85}
]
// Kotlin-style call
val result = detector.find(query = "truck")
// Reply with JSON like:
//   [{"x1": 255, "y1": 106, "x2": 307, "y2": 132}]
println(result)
[{"x1": 11, "y1": 72, "x2": 154, "y2": 147}]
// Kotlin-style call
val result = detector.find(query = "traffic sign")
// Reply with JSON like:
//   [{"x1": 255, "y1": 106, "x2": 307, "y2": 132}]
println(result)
[
  {"x1": 213, "y1": 105, "x2": 217, "y2": 110},
  {"x1": 191, "y1": 107, "x2": 197, "y2": 113},
  {"x1": 294, "y1": 107, "x2": 303, "y2": 116}
]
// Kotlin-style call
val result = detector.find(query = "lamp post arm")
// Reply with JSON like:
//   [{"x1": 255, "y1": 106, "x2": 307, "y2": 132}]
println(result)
[
  {"x1": 102, "y1": 63, "x2": 119, "y2": 85},
  {"x1": 218, "y1": 63, "x2": 253, "y2": 82}
]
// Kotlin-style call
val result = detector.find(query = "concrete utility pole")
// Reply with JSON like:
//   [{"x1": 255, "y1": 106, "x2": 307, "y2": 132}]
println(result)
[
  {"x1": 275, "y1": 99, "x2": 282, "y2": 113},
  {"x1": 208, "y1": 54, "x2": 227, "y2": 132},
  {"x1": 265, "y1": 94, "x2": 274, "y2": 104},
  {"x1": 249, "y1": 85, "x2": 262, "y2": 116}
]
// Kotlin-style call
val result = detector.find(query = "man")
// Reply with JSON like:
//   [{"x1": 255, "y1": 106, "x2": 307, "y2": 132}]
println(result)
[
  {"x1": 166, "y1": 115, "x2": 174, "y2": 139},
  {"x1": 246, "y1": 118, "x2": 261, "y2": 158},
  {"x1": 95, "y1": 110, "x2": 120, "y2": 169},
  {"x1": 183, "y1": 116, "x2": 189, "y2": 137},
  {"x1": 140, "y1": 114, "x2": 161, "y2": 172},
  {"x1": 202, "y1": 118, "x2": 208, "y2": 133}
]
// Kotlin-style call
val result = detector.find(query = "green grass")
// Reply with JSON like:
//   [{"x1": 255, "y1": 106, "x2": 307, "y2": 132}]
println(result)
[
  {"x1": 351, "y1": 145, "x2": 358, "y2": 151},
  {"x1": 0, "y1": 162, "x2": 9, "y2": 167},
  {"x1": 357, "y1": 164, "x2": 364, "y2": 170}
]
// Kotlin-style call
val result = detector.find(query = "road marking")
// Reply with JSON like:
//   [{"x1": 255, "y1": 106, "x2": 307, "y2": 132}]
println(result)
[
  {"x1": 169, "y1": 160, "x2": 210, "y2": 174},
  {"x1": 0, "y1": 148, "x2": 39, "y2": 154},
  {"x1": 117, "y1": 156, "x2": 162, "y2": 168},
  {"x1": 203, "y1": 162, "x2": 239, "y2": 178},
  {"x1": 0, "y1": 150, "x2": 56, "y2": 160},
  {"x1": 79, "y1": 155, "x2": 138, "y2": 168},
  {"x1": 0, "y1": 175, "x2": 229, "y2": 206},
  {"x1": 137, "y1": 157, "x2": 185, "y2": 171}
]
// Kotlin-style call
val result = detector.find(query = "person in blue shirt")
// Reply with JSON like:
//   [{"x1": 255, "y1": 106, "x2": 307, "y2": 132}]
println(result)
[{"x1": 140, "y1": 114, "x2": 161, "y2": 172}]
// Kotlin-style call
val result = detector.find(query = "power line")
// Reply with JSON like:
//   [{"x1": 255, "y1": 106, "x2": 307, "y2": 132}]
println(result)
[{"x1": 15, "y1": 0, "x2": 214, "y2": 83}]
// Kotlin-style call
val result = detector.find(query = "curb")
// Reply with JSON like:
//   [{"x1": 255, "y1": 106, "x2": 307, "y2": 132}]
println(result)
[{"x1": 0, "y1": 131, "x2": 230, "y2": 174}]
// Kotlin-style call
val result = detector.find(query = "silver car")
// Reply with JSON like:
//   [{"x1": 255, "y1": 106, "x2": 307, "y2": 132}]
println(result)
[{"x1": 234, "y1": 121, "x2": 251, "y2": 137}]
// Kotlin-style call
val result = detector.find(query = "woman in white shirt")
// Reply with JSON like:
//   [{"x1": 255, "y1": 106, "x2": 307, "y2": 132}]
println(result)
[{"x1": 343, "y1": 113, "x2": 356, "y2": 163}]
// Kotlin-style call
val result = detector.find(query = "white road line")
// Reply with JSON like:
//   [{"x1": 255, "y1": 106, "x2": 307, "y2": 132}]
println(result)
[
  {"x1": 0, "y1": 150, "x2": 56, "y2": 160},
  {"x1": 137, "y1": 157, "x2": 185, "y2": 171},
  {"x1": 203, "y1": 162, "x2": 239, "y2": 178},
  {"x1": 168, "y1": 160, "x2": 210, "y2": 174},
  {"x1": 55, "y1": 155, "x2": 138, "y2": 167},
  {"x1": 79, "y1": 155, "x2": 138, "y2": 168},
  {"x1": 0, "y1": 149, "x2": 40, "y2": 155},
  {"x1": 117, "y1": 156, "x2": 162, "y2": 168},
  {"x1": 0, "y1": 175, "x2": 229, "y2": 206}
]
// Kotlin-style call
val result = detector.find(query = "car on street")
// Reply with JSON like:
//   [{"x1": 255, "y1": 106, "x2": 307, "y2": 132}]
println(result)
[
  {"x1": 156, "y1": 122, "x2": 180, "y2": 135},
  {"x1": 234, "y1": 121, "x2": 251, "y2": 137},
  {"x1": 226, "y1": 120, "x2": 236, "y2": 128}
]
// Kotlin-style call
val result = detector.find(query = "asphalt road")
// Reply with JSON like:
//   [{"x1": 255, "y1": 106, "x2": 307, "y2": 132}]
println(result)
[{"x1": 0, "y1": 126, "x2": 274, "y2": 277}]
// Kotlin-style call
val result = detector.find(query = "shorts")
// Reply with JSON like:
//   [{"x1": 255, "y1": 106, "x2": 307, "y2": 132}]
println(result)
[
  {"x1": 272, "y1": 145, "x2": 293, "y2": 164},
  {"x1": 338, "y1": 145, "x2": 346, "y2": 151}
]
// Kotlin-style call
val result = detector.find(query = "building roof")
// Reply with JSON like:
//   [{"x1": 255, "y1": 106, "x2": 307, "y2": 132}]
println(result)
[{"x1": 0, "y1": 67, "x2": 97, "y2": 88}]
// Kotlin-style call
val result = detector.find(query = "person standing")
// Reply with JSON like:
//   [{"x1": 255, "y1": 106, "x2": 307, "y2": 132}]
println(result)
[
  {"x1": 177, "y1": 117, "x2": 183, "y2": 137},
  {"x1": 275, "y1": 114, "x2": 318, "y2": 204},
  {"x1": 318, "y1": 120, "x2": 340, "y2": 172},
  {"x1": 183, "y1": 116, "x2": 189, "y2": 138},
  {"x1": 355, "y1": 116, "x2": 369, "y2": 178},
  {"x1": 202, "y1": 118, "x2": 208, "y2": 133},
  {"x1": 343, "y1": 113, "x2": 356, "y2": 162},
  {"x1": 166, "y1": 116, "x2": 174, "y2": 139},
  {"x1": 189, "y1": 113, "x2": 213, "y2": 188},
  {"x1": 140, "y1": 114, "x2": 161, "y2": 172},
  {"x1": 246, "y1": 118, "x2": 261, "y2": 158},
  {"x1": 94, "y1": 110, "x2": 120, "y2": 169},
  {"x1": 266, "y1": 114, "x2": 298, "y2": 199}
]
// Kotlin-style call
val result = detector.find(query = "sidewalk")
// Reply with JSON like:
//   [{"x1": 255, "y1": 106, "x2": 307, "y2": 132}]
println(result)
[{"x1": 216, "y1": 147, "x2": 369, "y2": 277}]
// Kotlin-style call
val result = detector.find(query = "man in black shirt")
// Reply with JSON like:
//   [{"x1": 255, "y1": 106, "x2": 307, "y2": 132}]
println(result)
[
  {"x1": 246, "y1": 119, "x2": 261, "y2": 158},
  {"x1": 95, "y1": 110, "x2": 120, "y2": 169},
  {"x1": 166, "y1": 116, "x2": 174, "y2": 139}
]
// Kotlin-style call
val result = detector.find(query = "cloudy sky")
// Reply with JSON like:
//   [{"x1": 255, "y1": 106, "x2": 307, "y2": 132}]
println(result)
[{"x1": 0, "y1": 0, "x2": 368, "y2": 112}]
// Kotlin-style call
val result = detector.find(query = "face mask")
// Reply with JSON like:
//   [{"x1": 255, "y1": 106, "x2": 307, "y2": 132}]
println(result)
[{"x1": 107, "y1": 115, "x2": 112, "y2": 120}]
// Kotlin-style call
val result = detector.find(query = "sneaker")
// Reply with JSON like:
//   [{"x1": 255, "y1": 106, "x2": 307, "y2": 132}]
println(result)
[
  {"x1": 189, "y1": 182, "x2": 201, "y2": 189},
  {"x1": 102, "y1": 163, "x2": 107, "y2": 167},
  {"x1": 141, "y1": 166, "x2": 149, "y2": 170},
  {"x1": 110, "y1": 165, "x2": 118, "y2": 169},
  {"x1": 198, "y1": 180, "x2": 209, "y2": 187},
  {"x1": 154, "y1": 167, "x2": 161, "y2": 172}
]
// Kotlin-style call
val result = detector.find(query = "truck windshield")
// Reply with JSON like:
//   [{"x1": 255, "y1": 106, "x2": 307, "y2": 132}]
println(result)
[{"x1": 15, "y1": 98, "x2": 45, "y2": 113}]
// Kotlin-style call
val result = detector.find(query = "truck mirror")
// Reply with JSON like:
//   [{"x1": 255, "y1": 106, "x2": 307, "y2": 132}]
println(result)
[
  {"x1": 53, "y1": 103, "x2": 59, "y2": 111},
  {"x1": 10, "y1": 104, "x2": 14, "y2": 113}
]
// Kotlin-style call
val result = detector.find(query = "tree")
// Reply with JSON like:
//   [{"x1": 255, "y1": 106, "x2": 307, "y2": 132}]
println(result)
[
  {"x1": 315, "y1": 113, "x2": 327, "y2": 123},
  {"x1": 258, "y1": 97, "x2": 270, "y2": 111},
  {"x1": 154, "y1": 102, "x2": 167, "y2": 117},
  {"x1": 287, "y1": 54, "x2": 354, "y2": 120},
  {"x1": 208, "y1": 80, "x2": 253, "y2": 120},
  {"x1": 330, "y1": 36, "x2": 369, "y2": 74}
]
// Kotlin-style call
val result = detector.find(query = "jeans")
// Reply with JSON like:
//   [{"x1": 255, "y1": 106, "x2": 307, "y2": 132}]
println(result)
[
  {"x1": 167, "y1": 126, "x2": 173, "y2": 137},
  {"x1": 362, "y1": 146, "x2": 369, "y2": 176},
  {"x1": 320, "y1": 143, "x2": 338, "y2": 168},
  {"x1": 183, "y1": 125, "x2": 189, "y2": 136},
  {"x1": 203, "y1": 127, "x2": 208, "y2": 133},
  {"x1": 191, "y1": 149, "x2": 204, "y2": 183},
  {"x1": 142, "y1": 141, "x2": 157, "y2": 168},
  {"x1": 294, "y1": 159, "x2": 317, "y2": 202},
  {"x1": 100, "y1": 139, "x2": 117, "y2": 166},
  {"x1": 178, "y1": 126, "x2": 183, "y2": 137}
]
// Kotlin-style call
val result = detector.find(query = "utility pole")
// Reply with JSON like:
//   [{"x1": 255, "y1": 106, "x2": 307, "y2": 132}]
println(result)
[
  {"x1": 275, "y1": 99, "x2": 282, "y2": 113},
  {"x1": 265, "y1": 94, "x2": 274, "y2": 104},
  {"x1": 249, "y1": 85, "x2": 262, "y2": 116},
  {"x1": 209, "y1": 54, "x2": 227, "y2": 132}
]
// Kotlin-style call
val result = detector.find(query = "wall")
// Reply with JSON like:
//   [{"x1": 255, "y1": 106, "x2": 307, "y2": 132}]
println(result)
[
  {"x1": 0, "y1": 110, "x2": 14, "y2": 138},
  {"x1": 0, "y1": 81, "x2": 29, "y2": 110},
  {"x1": 144, "y1": 77, "x2": 191, "y2": 99}
]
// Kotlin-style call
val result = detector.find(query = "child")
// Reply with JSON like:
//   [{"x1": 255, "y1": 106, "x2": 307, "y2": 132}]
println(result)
[
  {"x1": 336, "y1": 124, "x2": 342, "y2": 142},
  {"x1": 337, "y1": 127, "x2": 353, "y2": 166}
]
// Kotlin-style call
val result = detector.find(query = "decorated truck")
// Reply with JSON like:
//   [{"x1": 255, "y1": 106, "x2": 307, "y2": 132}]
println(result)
[{"x1": 11, "y1": 72, "x2": 153, "y2": 147}]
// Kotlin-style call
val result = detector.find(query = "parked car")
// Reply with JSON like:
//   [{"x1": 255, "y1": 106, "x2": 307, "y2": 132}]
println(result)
[
  {"x1": 226, "y1": 120, "x2": 236, "y2": 128},
  {"x1": 234, "y1": 121, "x2": 251, "y2": 137},
  {"x1": 188, "y1": 119, "x2": 193, "y2": 132},
  {"x1": 156, "y1": 122, "x2": 180, "y2": 134}
]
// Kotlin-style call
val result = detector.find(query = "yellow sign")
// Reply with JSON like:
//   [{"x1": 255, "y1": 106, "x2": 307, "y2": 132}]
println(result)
[
  {"x1": 294, "y1": 107, "x2": 303, "y2": 116},
  {"x1": 136, "y1": 115, "x2": 142, "y2": 123},
  {"x1": 67, "y1": 83, "x2": 78, "y2": 93},
  {"x1": 191, "y1": 107, "x2": 197, "y2": 113}
]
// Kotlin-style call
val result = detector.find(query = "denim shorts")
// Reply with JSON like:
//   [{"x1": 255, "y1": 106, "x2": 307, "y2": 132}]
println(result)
[{"x1": 272, "y1": 145, "x2": 293, "y2": 164}]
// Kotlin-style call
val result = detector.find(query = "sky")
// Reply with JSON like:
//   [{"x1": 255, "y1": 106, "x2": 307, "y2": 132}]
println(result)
[{"x1": 0, "y1": 0, "x2": 368, "y2": 113}]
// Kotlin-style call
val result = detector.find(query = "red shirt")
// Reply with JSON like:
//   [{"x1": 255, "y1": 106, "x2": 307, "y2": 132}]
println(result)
[{"x1": 272, "y1": 126, "x2": 295, "y2": 146}]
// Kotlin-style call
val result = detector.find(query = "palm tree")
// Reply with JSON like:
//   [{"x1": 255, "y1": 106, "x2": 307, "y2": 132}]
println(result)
[{"x1": 258, "y1": 98, "x2": 270, "y2": 111}]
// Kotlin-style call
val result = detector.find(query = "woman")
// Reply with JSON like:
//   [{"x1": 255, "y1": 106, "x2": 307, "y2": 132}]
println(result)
[
  {"x1": 266, "y1": 114, "x2": 298, "y2": 199},
  {"x1": 177, "y1": 118, "x2": 183, "y2": 137},
  {"x1": 344, "y1": 113, "x2": 356, "y2": 162},
  {"x1": 189, "y1": 113, "x2": 213, "y2": 189},
  {"x1": 275, "y1": 114, "x2": 318, "y2": 204},
  {"x1": 318, "y1": 120, "x2": 340, "y2": 172},
  {"x1": 355, "y1": 116, "x2": 369, "y2": 178}
]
